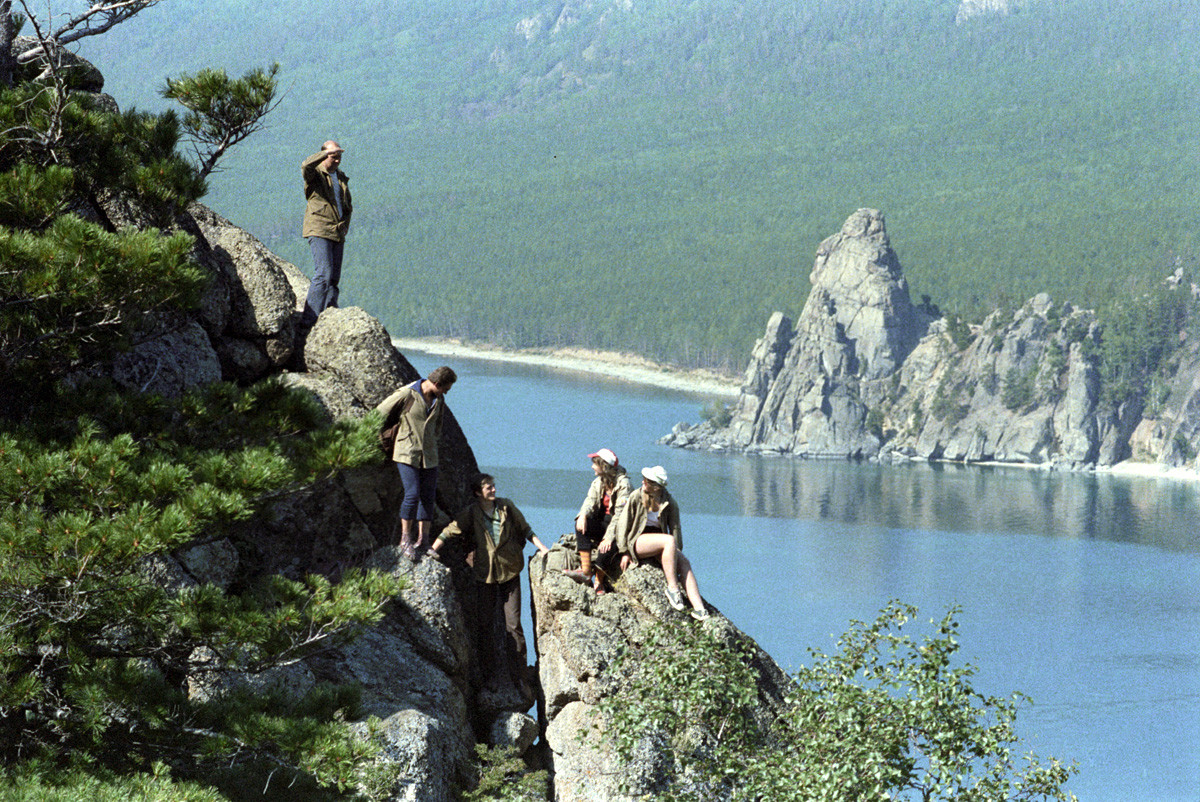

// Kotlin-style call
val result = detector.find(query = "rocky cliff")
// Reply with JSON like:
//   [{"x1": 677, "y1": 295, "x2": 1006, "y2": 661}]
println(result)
[
  {"x1": 113, "y1": 203, "x2": 795, "y2": 798},
  {"x1": 528, "y1": 556, "x2": 793, "y2": 801},
  {"x1": 117, "y1": 197, "x2": 502, "y2": 799},
  {"x1": 93, "y1": 132, "x2": 793, "y2": 802},
  {"x1": 663, "y1": 208, "x2": 1200, "y2": 473}
]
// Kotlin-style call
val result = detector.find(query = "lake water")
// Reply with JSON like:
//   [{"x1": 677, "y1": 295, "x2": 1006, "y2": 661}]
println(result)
[{"x1": 405, "y1": 347, "x2": 1200, "y2": 801}]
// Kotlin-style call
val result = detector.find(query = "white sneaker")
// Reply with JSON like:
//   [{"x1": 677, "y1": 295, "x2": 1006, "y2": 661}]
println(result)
[
  {"x1": 690, "y1": 607, "x2": 710, "y2": 621},
  {"x1": 664, "y1": 586, "x2": 685, "y2": 611}
]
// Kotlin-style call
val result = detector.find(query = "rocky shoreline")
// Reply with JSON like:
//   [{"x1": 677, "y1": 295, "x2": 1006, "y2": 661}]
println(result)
[
  {"x1": 660, "y1": 208, "x2": 1200, "y2": 485},
  {"x1": 391, "y1": 337, "x2": 741, "y2": 399}
]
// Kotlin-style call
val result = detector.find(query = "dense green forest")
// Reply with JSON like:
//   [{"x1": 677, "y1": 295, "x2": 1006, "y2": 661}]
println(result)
[{"x1": 80, "y1": 0, "x2": 1200, "y2": 370}]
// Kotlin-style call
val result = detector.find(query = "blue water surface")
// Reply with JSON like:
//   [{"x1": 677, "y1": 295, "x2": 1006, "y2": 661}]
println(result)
[{"x1": 408, "y1": 347, "x2": 1200, "y2": 801}]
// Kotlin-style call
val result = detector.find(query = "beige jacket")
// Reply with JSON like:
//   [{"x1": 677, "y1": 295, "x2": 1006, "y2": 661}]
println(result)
[
  {"x1": 437, "y1": 499, "x2": 537, "y2": 585},
  {"x1": 375, "y1": 383, "x2": 444, "y2": 468},
  {"x1": 301, "y1": 151, "x2": 352, "y2": 241},
  {"x1": 603, "y1": 487, "x2": 682, "y2": 568},
  {"x1": 575, "y1": 467, "x2": 632, "y2": 542}
]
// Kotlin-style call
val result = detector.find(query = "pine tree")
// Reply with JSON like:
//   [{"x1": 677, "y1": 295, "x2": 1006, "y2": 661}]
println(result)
[
  {"x1": 0, "y1": 7, "x2": 405, "y2": 800},
  {"x1": 162, "y1": 63, "x2": 281, "y2": 179}
]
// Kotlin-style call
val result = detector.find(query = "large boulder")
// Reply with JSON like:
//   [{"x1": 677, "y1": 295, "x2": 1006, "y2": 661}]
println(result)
[
  {"x1": 188, "y1": 204, "x2": 298, "y2": 380},
  {"x1": 302, "y1": 306, "x2": 413, "y2": 407},
  {"x1": 529, "y1": 550, "x2": 793, "y2": 801},
  {"x1": 11, "y1": 35, "x2": 104, "y2": 90},
  {"x1": 72, "y1": 313, "x2": 222, "y2": 399}
]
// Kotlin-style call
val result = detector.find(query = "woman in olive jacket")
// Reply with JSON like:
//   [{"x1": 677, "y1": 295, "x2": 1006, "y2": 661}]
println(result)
[
  {"x1": 598, "y1": 465, "x2": 709, "y2": 619},
  {"x1": 376, "y1": 365, "x2": 456, "y2": 560},
  {"x1": 568, "y1": 447, "x2": 631, "y2": 591}
]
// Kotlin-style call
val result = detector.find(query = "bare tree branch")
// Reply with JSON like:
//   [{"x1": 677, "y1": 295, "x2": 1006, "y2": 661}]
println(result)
[{"x1": 11, "y1": 0, "x2": 161, "y2": 64}]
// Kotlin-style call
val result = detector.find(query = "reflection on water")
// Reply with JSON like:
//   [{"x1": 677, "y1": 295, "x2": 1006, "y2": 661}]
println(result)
[
  {"x1": 720, "y1": 459, "x2": 1200, "y2": 552},
  {"x1": 501, "y1": 458, "x2": 1200, "y2": 553}
]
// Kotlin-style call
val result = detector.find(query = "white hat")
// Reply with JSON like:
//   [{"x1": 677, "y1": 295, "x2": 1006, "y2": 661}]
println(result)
[
  {"x1": 641, "y1": 465, "x2": 668, "y2": 486},
  {"x1": 589, "y1": 448, "x2": 618, "y2": 466}
]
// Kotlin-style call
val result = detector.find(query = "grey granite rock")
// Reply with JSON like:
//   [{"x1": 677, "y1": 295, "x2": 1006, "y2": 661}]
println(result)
[
  {"x1": 528, "y1": 548, "x2": 792, "y2": 801},
  {"x1": 665, "y1": 208, "x2": 1200, "y2": 472}
]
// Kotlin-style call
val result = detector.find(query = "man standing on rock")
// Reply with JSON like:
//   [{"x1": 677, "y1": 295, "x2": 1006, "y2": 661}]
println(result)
[
  {"x1": 299, "y1": 139, "x2": 352, "y2": 336},
  {"x1": 431, "y1": 474, "x2": 549, "y2": 697}
]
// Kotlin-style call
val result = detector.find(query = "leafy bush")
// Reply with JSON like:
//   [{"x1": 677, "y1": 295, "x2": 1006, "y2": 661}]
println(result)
[
  {"x1": 945, "y1": 315, "x2": 975, "y2": 351},
  {"x1": 0, "y1": 382, "x2": 403, "y2": 797},
  {"x1": 699, "y1": 400, "x2": 734, "y2": 428},
  {"x1": 596, "y1": 603, "x2": 1078, "y2": 801},
  {"x1": 931, "y1": 372, "x2": 969, "y2": 425},
  {"x1": 865, "y1": 407, "x2": 885, "y2": 440},
  {"x1": 462, "y1": 744, "x2": 548, "y2": 801},
  {"x1": 0, "y1": 765, "x2": 224, "y2": 802},
  {"x1": 1002, "y1": 366, "x2": 1037, "y2": 411}
]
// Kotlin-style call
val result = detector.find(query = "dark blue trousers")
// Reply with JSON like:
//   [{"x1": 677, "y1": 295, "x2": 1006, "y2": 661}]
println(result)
[{"x1": 302, "y1": 236, "x2": 343, "y2": 329}]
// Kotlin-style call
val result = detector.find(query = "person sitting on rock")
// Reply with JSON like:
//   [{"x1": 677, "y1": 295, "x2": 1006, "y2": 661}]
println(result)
[
  {"x1": 430, "y1": 473, "x2": 550, "y2": 693},
  {"x1": 565, "y1": 447, "x2": 630, "y2": 594},
  {"x1": 599, "y1": 465, "x2": 709, "y2": 620}
]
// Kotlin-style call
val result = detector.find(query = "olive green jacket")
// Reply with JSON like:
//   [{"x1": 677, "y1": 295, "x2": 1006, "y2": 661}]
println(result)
[
  {"x1": 602, "y1": 487, "x2": 682, "y2": 568},
  {"x1": 301, "y1": 151, "x2": 352, "y2": 241},
  {"x1": 437, "y1": 498, "x2": 537, "y2": 584},
  {"x1": 375, "y1": 384, "x2": 444, "y2": 468},
  {"x1": 575, "y1": 467, "x2": 632, "y2": 542}
]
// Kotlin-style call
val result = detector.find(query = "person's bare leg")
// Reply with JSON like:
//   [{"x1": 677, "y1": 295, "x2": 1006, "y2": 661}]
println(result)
[
  {"x1": 677, "y1": 553, "x2": 703, "y2": 610},
  {"x1": 635, "y1": 534, "x2": 680, "y2": 591},
  {"x1": 417, "y1": 519, "x2": 432, "y2": 553},
  {"x1": 400, "y1": 518, "x2": 415, "y2": 559}
]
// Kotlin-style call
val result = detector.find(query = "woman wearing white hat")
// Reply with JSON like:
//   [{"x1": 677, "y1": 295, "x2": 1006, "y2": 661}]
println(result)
[
  {"x1": 599, "y1": 465, "x2": 709, "y2": 620},
  {"x1": 567, "y1": 447, "x2": 631, "y2": 592}
]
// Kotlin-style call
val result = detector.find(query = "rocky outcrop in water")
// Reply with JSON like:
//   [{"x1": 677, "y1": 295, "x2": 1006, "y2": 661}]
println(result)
[{"x1": 664, "y1": 208, "x2": 1200, "y2": 472}]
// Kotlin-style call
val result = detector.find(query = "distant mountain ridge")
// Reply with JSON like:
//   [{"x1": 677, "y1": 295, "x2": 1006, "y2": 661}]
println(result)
[
  {"x1": 78, "y1": 0, "x2": 1078, "y2": 122},
  {"x1": 76, "y1": 0, "x2": 1200, "y2": 369},
  {"x1": 444, "y1": 0, "x2": 1056, "y2": 116}
]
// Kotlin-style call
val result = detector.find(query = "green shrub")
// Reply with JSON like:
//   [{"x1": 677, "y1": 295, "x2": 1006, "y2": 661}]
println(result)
[
  {"x1": 865, "y1": 407, "x2": 885, "y2": 440},
  {"x1": 463, "y1": 745, "x2": 548, "y2": 801},
  {"x1": 595, "y1": 603, "x2": 1078, "y2": 801},
  {"x1": 1002, "y1": 366, "x2": 1037, "y2": 411},
  {"x1": 945, "y1": 315, "x2": 975, "y2": 351},
  {"x1": 0, "y1": 382, "x2": 403, "y2": 798},
  {"x1": 699, "y1": 400, "x2": 734, "y2": 428}
]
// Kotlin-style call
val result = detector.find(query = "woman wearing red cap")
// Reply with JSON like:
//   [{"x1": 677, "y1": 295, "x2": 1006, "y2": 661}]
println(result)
[{"x1": 567, "y1": 447, "x2": 630, "y2": 592}]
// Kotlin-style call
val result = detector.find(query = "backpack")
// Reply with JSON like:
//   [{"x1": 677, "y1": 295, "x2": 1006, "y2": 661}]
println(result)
[
  {"x1": 378, "y1": 391, "x2": 414, "y2": 462},
  {"x1": 543, "y1": 534, "x2": 582, "y2": 573}
]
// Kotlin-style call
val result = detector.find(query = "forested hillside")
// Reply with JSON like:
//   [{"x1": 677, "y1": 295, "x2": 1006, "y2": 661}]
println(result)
[{"x1": 79, "y1": 0, "x2": 1200, "y2": 369}]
